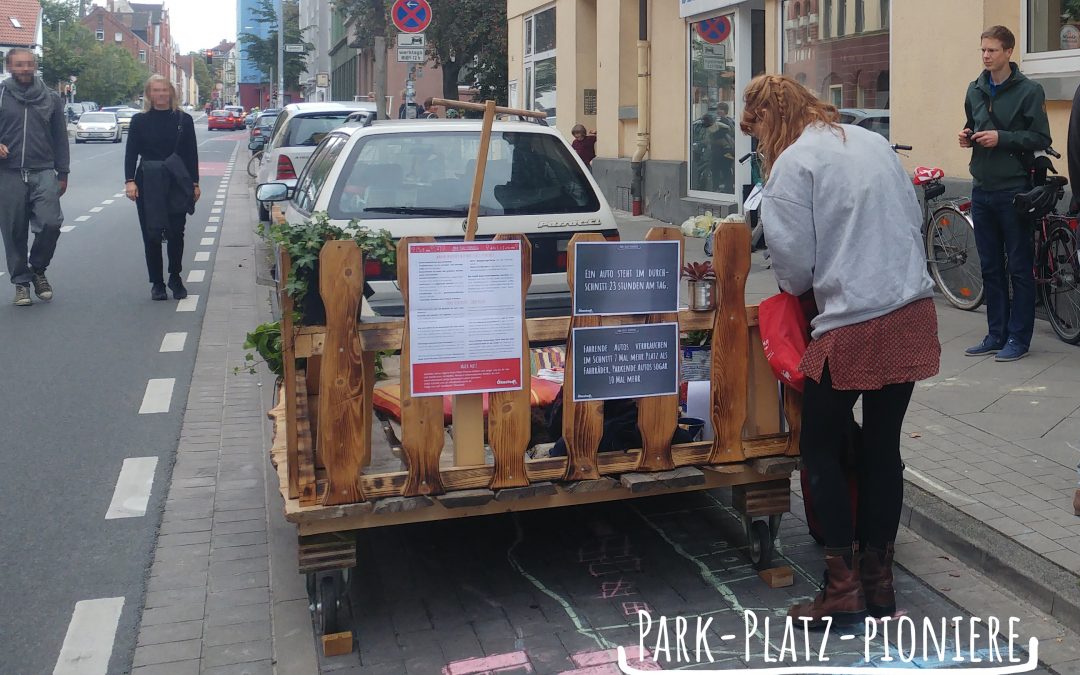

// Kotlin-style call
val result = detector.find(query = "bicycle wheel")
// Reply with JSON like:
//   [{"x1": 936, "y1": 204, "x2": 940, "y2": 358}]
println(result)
[
  {"x1": 1038, "y1": 224, "x2": 1080, "y2": 344},
  {"x1": 247, "y1": 150, "x2": 263, "y2": 178},
  {"x1": 926, "y1": 205, "x2": 984, "y2": 310}
]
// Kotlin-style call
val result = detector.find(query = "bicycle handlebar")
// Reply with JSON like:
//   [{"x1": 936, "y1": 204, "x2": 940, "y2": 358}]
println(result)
[
  {"x1": 1042, "y1": 147, "x2": 1062, "y2": 160},
  {"x1": 891, "y1": 144, "x2": 913, "y2": 152}
]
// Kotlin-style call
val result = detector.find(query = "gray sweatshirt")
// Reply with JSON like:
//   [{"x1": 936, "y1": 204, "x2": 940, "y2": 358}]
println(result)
[
  {"x1": 0, "y1": 78, "x2": 70, "y2": 175},
  {"x1": 760, "y1": 123, "x2": 934, "y2": 338}
]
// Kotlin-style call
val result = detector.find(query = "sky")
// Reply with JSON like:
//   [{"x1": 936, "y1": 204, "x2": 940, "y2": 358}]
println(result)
[{"x1": 90, "y1": 0, "x2": 237, "y2": 53}]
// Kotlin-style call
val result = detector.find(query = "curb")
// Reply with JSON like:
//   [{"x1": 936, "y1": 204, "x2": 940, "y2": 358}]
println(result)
[{"x1": 900, "y1": 479, "x2": 1080, "y2": 631}]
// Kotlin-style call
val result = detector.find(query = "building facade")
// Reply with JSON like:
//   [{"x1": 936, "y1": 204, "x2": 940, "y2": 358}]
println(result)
[
  {"x1": 81, "y1": 1, "x2": 174, "y2": 82},
  {"x1": 0, "y1": 0, "x2": 43, "y2": 72},
  {"x1": 299, "y1": 0, "x2": 332, "y2": 101},
  {"x1": 237, "y1": 0, "x2": 271, "y2": 109},
  {"x1": 507, "y1": 0, "x2": 1080, "y2": 225}
]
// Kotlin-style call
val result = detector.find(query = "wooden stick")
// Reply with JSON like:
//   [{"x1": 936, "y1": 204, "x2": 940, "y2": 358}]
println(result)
[
  {"x1": 279, "y1": 249, "x2": 299, "y2": 500},
  {"x1": 464, "y1": 99, "x2": 497, "y2": 243},
  {"x1": 431, "y1": 97, "x2": 547, "y2": 119}
]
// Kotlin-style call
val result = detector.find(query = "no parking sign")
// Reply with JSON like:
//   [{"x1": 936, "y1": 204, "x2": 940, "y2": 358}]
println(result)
[
  {"x1": 392, "y1": 0, "x2": 432, "y2": 33},
  {"x1": 696, "y1": 16, "x2": 732, "y2": 44}
]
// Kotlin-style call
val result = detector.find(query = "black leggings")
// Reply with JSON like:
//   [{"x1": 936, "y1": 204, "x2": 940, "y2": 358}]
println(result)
[
  {"x1": 135, "y1": 197, "x2": 186, "y2": 284},
  {"x1": 800, "y1": 363, "x2": 914, "y2": 550}
]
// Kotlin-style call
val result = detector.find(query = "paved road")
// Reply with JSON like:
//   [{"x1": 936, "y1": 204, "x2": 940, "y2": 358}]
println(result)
[{"x1": 0, "y1": 119, "x2": 246, "y2": 674}]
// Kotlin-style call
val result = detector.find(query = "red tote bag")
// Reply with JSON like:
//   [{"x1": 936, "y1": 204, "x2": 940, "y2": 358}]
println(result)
[{"x1": 758, "y1": 291, "x2": 811, "y2": 392}]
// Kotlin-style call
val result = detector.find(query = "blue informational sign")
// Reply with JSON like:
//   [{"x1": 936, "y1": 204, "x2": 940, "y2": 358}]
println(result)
[{"x1": 392, "y1": 0, "x2": 432, "y2": 33}]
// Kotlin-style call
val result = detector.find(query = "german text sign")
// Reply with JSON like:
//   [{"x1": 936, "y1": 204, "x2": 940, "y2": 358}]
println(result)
[
  {"x1": 573, "y1": 241, "x2": 680, "y2": 315},
  {"x1": 408, "y1": 241, "x2": 523, "y2": 397},
  {"x1": 572, "y1": 323, "x2": 680, "y2": 402}
]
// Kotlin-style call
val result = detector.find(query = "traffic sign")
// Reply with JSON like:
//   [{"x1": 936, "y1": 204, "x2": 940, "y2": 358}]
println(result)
[
  {"x1": 391, "y1": 0, "x2": 432, "y2": 33},
  {"x1": 397, "y1": 32, "x2": 426, "y2": 47},
  {"x1": 696, "y1": 16, "x2": 732, "y2": 44},
  {"x1": 284, "y1": 43, "x2": 305, "y2": 53},
  {"x1": 397, "y1": 46, "x2": 425, "y2": 63}
]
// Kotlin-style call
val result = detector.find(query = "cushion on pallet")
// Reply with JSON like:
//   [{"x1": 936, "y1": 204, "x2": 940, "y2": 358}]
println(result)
[{"x1": 372, "y1": 377, "x2": 562, "y2": 423}]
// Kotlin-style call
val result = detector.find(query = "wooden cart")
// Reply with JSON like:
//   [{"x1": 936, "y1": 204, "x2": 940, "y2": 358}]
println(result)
[{"x1": 265, "y1": 100, "x2": 801, "y2": 646}]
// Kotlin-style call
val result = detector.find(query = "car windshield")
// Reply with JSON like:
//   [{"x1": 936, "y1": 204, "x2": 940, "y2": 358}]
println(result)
[
  {"x1": 257, "y1": 114, "x2": 279, "y2": 128},
  {"x1": 329, "y1": 130, "x2": 600, "y2": 219},
  {"x1": 80, "y1": 113, "x2": 114, "y2": 123},
  {"x1": 117, "y1": 110, "x2": 136, "y2": 119},
  {"x1": 284, "y1": 113, "x2": 353, "y2": 147}
]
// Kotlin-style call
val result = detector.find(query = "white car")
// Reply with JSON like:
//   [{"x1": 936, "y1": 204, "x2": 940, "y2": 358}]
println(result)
[
  {"x1": 257, "y1": 119, "x2": 619, "y2": 317},
  {"x1": 74, "y1": 111, "x2": 122, "y2": 143},
  {"x1": 255, "y1": 101, "x2": 377, "y2": 221}
]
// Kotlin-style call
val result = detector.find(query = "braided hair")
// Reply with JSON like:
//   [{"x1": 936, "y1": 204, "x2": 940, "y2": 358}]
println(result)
[{"x1": 739, "y1": 74, "x2": 843, "y2": 177}]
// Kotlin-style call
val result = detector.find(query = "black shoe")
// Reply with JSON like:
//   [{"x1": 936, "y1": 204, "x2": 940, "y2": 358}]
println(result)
[
  {"x1": 151, "y1": 282, "x2": 168, "y2": 301},
  {"x1": 167, "y1": 274, "x2": 188, "y2": 300}
]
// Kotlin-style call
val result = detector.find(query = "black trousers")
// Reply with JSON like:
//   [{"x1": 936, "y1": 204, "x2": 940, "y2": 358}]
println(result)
[
  {"x1": 135, "y1": 197, "x2": 186, "y2": 284},
  {"x1": 800, "y1": 363, "x2": 915, "y2": 550}
]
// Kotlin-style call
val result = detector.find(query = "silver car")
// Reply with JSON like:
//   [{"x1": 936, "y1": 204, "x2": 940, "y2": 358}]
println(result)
[{"x1": 74, "y1": 111, "x2": 122, "y2": 143}]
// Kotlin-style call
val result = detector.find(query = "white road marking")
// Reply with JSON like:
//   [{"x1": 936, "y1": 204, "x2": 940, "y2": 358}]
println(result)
[
  {"x1": 138, "y1": 378, "x2": 175, "y2": 414},
  {"x1": 200, "y1": 237, "x2": 215, "y2": 246},
  {"x1": 53, "y1": 597, "x2": 125, "y2": 675},
  {"x1": 89, "y1": 207, "x2": 103, "y2": 213},
  {"x1": 194, "y1": 251, "x2": 211, "y2": 262},
  {"x1": 105, "y1": 457, "x2": 158, "y2": 519},
  {"x1": 187, "y1": 270, "x2": 206, "y2": 283},
  {"x1": 208, "y1": 216, "x2": 221, "y2": 223},
  {"x1": 113, "y1": 192, "x2": 125, "y2": 198},
  {"x1": 205, "y1": 225, "x2": 218, "y2": 233},
  {"x1": 176, "y1": 295, "x2": 199, "y2": 312},
  {"x1": 214, "y1": 200, "x2": 224, "y2": 206},
  {"x1": 75, "y1": 215, "x2": 90, "y2": 222},
  {"x1": 211, "y1": 208, "x2": 222, "y2": 214},
  {"x1": 159, "y1": 332, "x2": 187, "y2": 352},
  {"x1": 60, "y1": 225, "x2": 76, "y2": 233},
  {"x1": 102, "y1": 199, "x2": 114, "y2": 204}
]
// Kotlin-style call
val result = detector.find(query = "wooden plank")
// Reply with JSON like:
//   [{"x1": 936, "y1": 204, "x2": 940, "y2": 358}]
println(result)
[
  {"x1": 562, "y1": 233, "x2": 606, "y2": 481},
  {"x1": 745, "y1": 326, "x2": 782, "y2": 438},
  {"x1": 296, "y1": 370, "x2": 318, "y2": 506},
  {"x1": 298, "y1": 533, "x2": 356, "y2": 574},
  {"x1": 279, "y1": 249, "x2": 299, "y2": 500},
  {"x1": 431, "y1": 97, "x2": 547, "y2": 119},
  {"x1": 636, "y1": 227, "x2": 683, "y2": 472},
  {"x1": 709, "y1": 220, "x2": 751, "y2": 464},
  {"x1": 488, "y1": 234, "x2": 532, "y2": 489},
  {"x1": 307, "y1": 357, "x2": 321, "y2": 456},
  {"x1": 397, "y1": 237, "x2": 446, "y2": 496},
  {"x1": 316, "y1": 242, "x2": 367, "y2": 506},
  {"x1": 293, "y1": 307, "x2": 761, "y2": 358},
  {"x1": 321, "y1": 632, "x2": 353, "y2": 657},
  {"x1": 437, "y1": 489, "x2": 495, "y2": 508},
  {"x1": 759, "y1": 566, "x2": 794, "y2": 588},
  {"x1": 361, "y1": 350, "x2": 375, "y2": 468},
  {"x1": 783, "y1": 385, "x2": 803, "y2": 457},
  {"x1": 732, "y1": 479, "x2": 791, "y2": 517}
]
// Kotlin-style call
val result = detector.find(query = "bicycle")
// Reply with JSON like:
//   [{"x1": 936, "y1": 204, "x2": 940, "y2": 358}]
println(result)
[
  {"x1": 893, "y1": 144, "x2": 985, "y2": 311},
  {"x1": 246, "y1": 148, "x2": 264, "y2": 178},
  {"x1": 1013, "y1": 156, "x2": 1080, "y2": 344}
]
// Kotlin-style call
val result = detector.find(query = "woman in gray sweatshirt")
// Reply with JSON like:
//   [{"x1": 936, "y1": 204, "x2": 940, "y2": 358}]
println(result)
[{"x1": 743, "y1": 74, "x2": 941, "y2": 627}]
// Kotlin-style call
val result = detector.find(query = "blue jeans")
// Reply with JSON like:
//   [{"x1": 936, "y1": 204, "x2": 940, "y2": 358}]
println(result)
[{"x1": 971, "y1": 187, "x2": 1036, "y2": 349}]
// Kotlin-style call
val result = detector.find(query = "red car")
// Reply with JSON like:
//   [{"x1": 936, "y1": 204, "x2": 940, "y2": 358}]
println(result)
[{"x1": 207, "y1": 110, "x2": 238, "y2": 131}]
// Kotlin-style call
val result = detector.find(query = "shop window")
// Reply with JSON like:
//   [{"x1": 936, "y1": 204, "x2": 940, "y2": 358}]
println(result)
[
  {"x1": 782, "y1": 0, "x2": 891, "y2": 134},
  {"x1": 688, "y1": 13, "x2": 737, "y2": 197},
  {"x1": 523, "y1": 6, "x2": 556, "y2": 121},
  {"x1": 1025, "y1": 0, "x2": 1080, "y2": 73}
]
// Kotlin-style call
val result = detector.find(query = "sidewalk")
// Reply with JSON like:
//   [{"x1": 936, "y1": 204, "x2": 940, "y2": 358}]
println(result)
[{"x1": 619, "y1": 210, "x2": 1080, "y2": 630}]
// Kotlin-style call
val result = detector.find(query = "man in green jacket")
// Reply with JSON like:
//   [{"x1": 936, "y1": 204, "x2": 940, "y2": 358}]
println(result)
[{"x1": 959, "y1": 25, "x2": 1051, "y2": 362}]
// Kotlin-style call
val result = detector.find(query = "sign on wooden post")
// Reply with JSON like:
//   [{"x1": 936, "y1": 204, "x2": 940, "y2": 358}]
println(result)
[{"x1": 562, "y1": 233, "x2": 605, "y2": 481}]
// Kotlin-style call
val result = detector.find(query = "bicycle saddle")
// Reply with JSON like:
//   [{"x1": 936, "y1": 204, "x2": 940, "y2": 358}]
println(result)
[{"x1": 913, "y1": 166, "x2": 944, "y2": 185}]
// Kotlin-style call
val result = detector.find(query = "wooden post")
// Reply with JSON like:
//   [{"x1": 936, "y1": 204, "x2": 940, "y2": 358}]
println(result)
[
  {"x1": 709, "y1": 220, "x2": 751, "y2": 464},
  {"x1": 317, "y1": 241, "x2": 367, "y2": 506},
  {"x1": 745, "y1": 325, "x2": 783, "y2": 438},
  {"x1": 562, "y1": 233, "x2": 605, "y2": 481},
  {"x1": 488, "y1": 234, "x2": 532, "y2": 490},
  {"x1": 450, "y1": 99, "x2": 499, "y2": 467},
  {"x1": 279, "y1": 249, "x2": 300, "y2": 500},
  {"x1": 397, "y1": 237, "x2": 446, "y2": 496},
  {"x1": 635, "y1": 226, "x2": 683, "y2": 472}
]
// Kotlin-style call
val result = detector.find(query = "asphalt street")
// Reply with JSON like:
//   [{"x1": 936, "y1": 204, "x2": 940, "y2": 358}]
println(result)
[{"x1": 0, "y1": 117, "x2": 247, "y2": 675}]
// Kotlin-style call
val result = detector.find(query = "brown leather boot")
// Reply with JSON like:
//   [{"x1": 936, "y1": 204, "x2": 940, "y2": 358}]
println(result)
[
  {"x1": 861, "y1": 543, "x2": 896, "y2": 618},
  {"x1": 788, "y1": 544, "x2": 867, "y2": 629}
]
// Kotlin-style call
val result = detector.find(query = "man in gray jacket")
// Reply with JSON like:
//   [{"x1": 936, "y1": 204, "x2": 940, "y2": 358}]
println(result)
[{"x1": 0, "y1": 48, "x2": 69, "y2": 306}]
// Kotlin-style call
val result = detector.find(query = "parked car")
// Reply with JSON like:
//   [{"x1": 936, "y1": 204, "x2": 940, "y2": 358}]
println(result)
[
  {"x1": 248, "y1": 108, "x2": 281, "y2": 147},
  {"x1": 838, "y1": 108, "x2": 890, "y2": 139},
  {"x1": 114, "y1": 108, "x2": 139, "y2": 133},
  {"x1": 257, "y1": 118, "x2": 619, "y2": 317},
  {"x1": 224, "y1": 105, "x2": 247, "y2": 129},
  {"x1": 74, "y1": 111, "x2": 122, "y2": 143},
  {"x1": 208, "y1": 109, "x2": 240, "y2": 131},
  {"x1": 254, "y1": 101, "x2": 377, "y2": 220}
]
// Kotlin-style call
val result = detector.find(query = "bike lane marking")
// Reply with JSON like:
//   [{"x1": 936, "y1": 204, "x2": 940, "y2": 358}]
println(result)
[
  {"x1": 52, "y1": 597, "x2": 125, "y2": 675},
  {"x1": 105, "y1": 457, "x2": 159, "y2": 519}
]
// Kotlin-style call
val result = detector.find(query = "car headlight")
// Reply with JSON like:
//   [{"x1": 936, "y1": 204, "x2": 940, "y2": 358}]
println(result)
[{"x1": 77, "y1": 125, "x2": 87, "y2": 131}]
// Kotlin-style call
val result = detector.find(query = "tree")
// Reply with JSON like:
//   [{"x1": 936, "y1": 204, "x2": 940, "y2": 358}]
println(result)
[
  {"x1": 190, "y1": 52, "x2": 214, "y2": 106},
  {"x1": 78, "y1": 44, "x2": 146, "y2": 105},
  {"x1": 40, "y1": 0, "x2": 94, "y2": 92},
  {"x1": 237, "y1": 0, "x2": 311, "y2": 92},
  {"x1": 336, "y1": 0, "x2": 508, "y2": 102}
]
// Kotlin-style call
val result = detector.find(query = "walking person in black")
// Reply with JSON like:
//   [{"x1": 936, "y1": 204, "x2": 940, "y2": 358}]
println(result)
[{"x1": 125, "y1": 74, "x2": 200, "y2": 300}]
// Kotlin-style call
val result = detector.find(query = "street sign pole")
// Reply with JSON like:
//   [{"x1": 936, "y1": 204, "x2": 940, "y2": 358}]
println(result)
[{"x1": 277, "y1": 0, "x2": 285, "y2": 108}]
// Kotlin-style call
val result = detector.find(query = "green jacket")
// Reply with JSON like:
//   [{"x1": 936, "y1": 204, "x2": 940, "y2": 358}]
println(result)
[{"x1": 964, "y1": 63, "x2": 1052, "y2": 191}]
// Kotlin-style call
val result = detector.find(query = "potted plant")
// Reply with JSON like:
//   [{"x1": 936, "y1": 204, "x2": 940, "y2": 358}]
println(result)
[{"x1": 682, "y1": 260, "x2": 716, "y2": 311}]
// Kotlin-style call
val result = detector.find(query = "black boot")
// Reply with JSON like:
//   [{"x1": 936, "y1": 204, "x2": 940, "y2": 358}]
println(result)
[
  {"x1": 151, "y1": 282, "x2": 167, "y2": 301},
  {"x1": 167, "y1": 274, "x2": 188, "y2": 300}
]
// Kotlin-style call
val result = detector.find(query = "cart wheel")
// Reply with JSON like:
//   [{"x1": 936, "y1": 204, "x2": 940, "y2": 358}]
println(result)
[
  {"x1": 748, "y1": 519, "x2": 774, "y2": 570},
  {"x1": 315, "y1": 574, "x2": 340, "y2": 636},
  {"x1": 305, "y1": 573, "x2": 317, "y2": 610}
]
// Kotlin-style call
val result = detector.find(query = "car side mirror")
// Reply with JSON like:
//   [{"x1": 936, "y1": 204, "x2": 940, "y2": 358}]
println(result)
[
  {"x1": 248, "y1": 138, "x2": 265, "y2": 152},
  {"x1": 256, "y1": 182, "x2": 290, "y2": 202}
]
